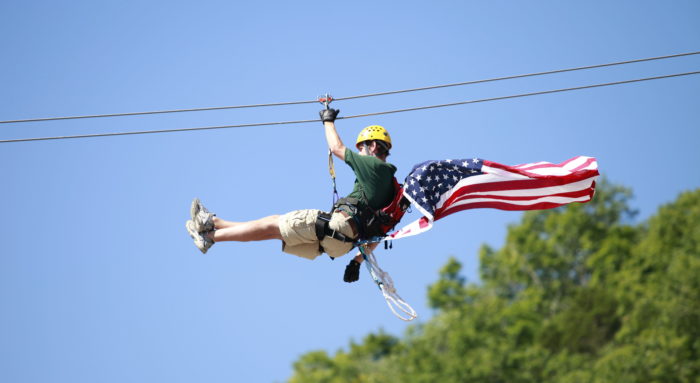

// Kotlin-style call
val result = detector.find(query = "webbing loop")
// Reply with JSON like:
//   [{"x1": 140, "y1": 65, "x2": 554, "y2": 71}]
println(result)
[{"x1": 359, "y1": 245, "x2": 418, "y2": 321}]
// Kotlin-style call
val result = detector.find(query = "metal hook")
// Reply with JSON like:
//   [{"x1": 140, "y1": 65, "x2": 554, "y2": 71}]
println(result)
[{"x1": 318, "y1": 93, "x2": 333, "y2": 110}]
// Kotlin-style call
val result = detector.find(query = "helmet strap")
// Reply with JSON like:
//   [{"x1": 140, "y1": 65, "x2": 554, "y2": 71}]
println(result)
[
  {"x1": 362, "y1": 140, "x2": 390, "y2": 158},
  {"x1": 376, "y1": 141, "x2": 390, "y2": 156},
  {"x1": 362, "y1": 142, "x2": 375, "y2": 157}
]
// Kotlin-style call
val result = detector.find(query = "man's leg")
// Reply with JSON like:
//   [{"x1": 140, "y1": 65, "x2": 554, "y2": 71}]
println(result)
[
  {"x1": 212, "y1": 217, "x2": 241, "y2": 229},
  {"x1": 207, "y1": 215, "x2": 282, "y2": 242}
]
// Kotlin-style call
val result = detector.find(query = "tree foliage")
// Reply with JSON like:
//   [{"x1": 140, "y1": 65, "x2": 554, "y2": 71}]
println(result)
[{"x1": 289, "y1": 181, "x2": 700, "y2": 383}]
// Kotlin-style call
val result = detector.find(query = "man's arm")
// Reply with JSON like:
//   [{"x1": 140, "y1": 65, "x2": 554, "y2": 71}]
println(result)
[
  {"x1": 320, "y1": 109, "x2": 346, "y2": 161},
  {"x1": 324, "y1": 121, "x2": 346, "y2": 161},
  {"x1": 343, "y1": 243, "x2": 379, "y2": 283}
]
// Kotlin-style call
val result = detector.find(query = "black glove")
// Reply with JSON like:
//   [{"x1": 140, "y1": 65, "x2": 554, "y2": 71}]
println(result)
[
  {"x1": 343, "y1": 259, "x2": 361, "y2": 283},
  {"x1": 320, "y1": 108, "x2": 340, "y2": 123}
]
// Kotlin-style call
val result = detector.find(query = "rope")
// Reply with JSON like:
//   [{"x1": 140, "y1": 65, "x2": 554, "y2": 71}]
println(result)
[
  {"x1": 2, "y1": 51, "x2": 698, "y2": 125},
  {"x1": 328, "y1": 150, "x2": 339, "y2": 206},
  {"x1": 360, "y1": 246, "x2": 418, "y2": 322},
  {"x1": 1, "y1": 70, "x2": 698, "y2": 144}
]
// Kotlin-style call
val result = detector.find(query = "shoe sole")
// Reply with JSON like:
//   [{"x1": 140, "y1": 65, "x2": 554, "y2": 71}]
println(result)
[
  {"x1": 185, "y1": 219, "x2": 198, "y2": 240},
  {"x1": 190, "y1": 198, "x2": 215, "y2": 232},
  {"x1": 185, "y1": 220, "x2": 209, "y2": 254},
  {"x1": 190, "y1": 198, "x2": 201, "y2": 221}
]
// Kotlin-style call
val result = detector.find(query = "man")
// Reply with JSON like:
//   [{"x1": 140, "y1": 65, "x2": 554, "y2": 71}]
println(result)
[{"x1": 185, "y1": 108, "x2": 397, "y2": 282}]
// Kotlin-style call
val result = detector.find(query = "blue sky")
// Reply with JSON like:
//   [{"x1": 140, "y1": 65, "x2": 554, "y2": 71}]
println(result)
[{"x1": 1, "y1": 1, "x2": 698, "y2": 382}]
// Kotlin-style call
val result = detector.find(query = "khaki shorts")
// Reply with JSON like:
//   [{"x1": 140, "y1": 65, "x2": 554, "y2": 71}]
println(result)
[{"x1": 278, "y1": 209, "x2": 357, "y2": 260}]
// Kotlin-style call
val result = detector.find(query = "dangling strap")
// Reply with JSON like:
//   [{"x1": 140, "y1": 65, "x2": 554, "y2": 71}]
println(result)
[
  {"x1": 328, "y1": 149, "x2": 339, "y2": 207},
  {"x1": 359, "y1": 245, "x2": 418, "y2": 321}
]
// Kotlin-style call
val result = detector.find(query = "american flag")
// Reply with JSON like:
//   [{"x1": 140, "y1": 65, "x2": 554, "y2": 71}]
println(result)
[{"x1": 386, "y1": 156, "x2": 599, "y2": 240}]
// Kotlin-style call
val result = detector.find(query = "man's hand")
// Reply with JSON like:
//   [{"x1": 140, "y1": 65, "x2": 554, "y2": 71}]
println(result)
[
  {"x1": 320, "y1": 108, "x2": 340, "y2": 123},
  {"x1": 343, "y1": 259, "x2": 361, "y2": 283}
]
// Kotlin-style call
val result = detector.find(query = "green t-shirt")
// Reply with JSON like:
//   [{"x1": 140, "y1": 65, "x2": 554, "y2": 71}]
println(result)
[{"x1": 344, "y1": 148, "x2": 397, "y2": 210}]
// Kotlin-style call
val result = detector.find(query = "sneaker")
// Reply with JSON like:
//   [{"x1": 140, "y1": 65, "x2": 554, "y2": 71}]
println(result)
[
  {"x1": 190, "y1": 198, "x2": 215, "y2": 233},
  {"x1": 186, "y1": 219, "x2": 214, "y2": 254}
]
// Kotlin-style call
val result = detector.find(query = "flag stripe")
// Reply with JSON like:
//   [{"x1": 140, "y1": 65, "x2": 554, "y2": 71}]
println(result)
[
  {"x1": 437, "y1": 176, "x2": 597, "y2": 210},
  {"x1": 447, "y1": 187, "x2": 594, "y2": 204},
  {"x1": 441, "y1": 191, "x2": 594, "y2": 210},
  {"x1": 436, "y1": 172, "x2": 598, "y2": 211},
  {"x1": 483, "y1": 156, "x2": 597, "y2": 177},
  {"x1": 515, "y1": 156, "x2": 589, "y2": 172},
  {"x1": 570, "y1": 158, "x2": 598, "y2": 172},
  {"x1": 438, "y1": 199, "x2": 591, "y2": 215},
  {"x1": 437, "y1": 192, "x2": 595, "y2": 217}
]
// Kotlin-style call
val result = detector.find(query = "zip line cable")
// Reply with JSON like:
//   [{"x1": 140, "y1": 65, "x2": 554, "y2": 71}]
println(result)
[
  {"x1": 338, "y1": 70, "x2": 700, "y2": 120},
  {"x1": 333, "y1": 51, "x2": 700, "y2": 102},
  {"x1": 2, "y1": 70, "x2": 697, "y2": 144},
  {"x1": 1, "y1": 51, "x2": 698, "y2": 125},
  {"x1": 0, "y1": 100, "x2": 319, "y2": 125},
  {"x1": 0, "y1": 118, "x2": 319, "y2": 143}
]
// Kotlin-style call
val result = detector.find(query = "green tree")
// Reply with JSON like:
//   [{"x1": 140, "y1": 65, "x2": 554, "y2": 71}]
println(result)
[
  {"x1": 288, "y1": 184, "x2": 700, "y2": 383},
  {"x1": 593, "y1": 189, "x2": 700, "y2": 383}
]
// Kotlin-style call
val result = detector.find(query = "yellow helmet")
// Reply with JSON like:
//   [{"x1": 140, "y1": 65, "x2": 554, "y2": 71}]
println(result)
[{"x1": 356, "y1": 125, "x2": 392, "y2": 149}]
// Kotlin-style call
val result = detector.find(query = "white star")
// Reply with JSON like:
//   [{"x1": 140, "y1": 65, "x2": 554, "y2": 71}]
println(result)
[
  {"x1": 445, "y1": 159, "x2": 452, "y2": 163},
  {"x1": 419, "y1": 186, "x2": 425, "y2": 192},
  {"x1": 470, "y1": 169, "x2": 477, "y2": 173},
  {"x1": 421, "y1": 197, "x2": 428, "y2": 203},
  {"x1": 472, "y1": 158, "x2": 480, "y2": 164},
  {"x1": 410, "y1": 179, "x2": 415, "y2": 185},
  {"x1": 426, "y1": 176, "x2": 432, "y2": 182},
  {"x1": 412, "y1": 190, "x2": 417, "y2": 196},
  {"x1": 443, "y1": 174, "x2": 450, "y2": 180},
  {"x1": 462, "y1": 160, "x2": 470, "y2": 167},
  {"x1": 415, "y1": 175, "x2": 422, "y2": 181},
  {"x1": 453, "y1": 175, "x2": 459, "y2": 182},
  {"x1": 422, "y1": 165, "x2": 428, "y2": 171}
]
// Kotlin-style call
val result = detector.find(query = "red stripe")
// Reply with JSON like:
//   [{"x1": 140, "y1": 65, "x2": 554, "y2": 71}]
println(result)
[
  {"x1": 447, "y1": 188, "x2": 594, "y2": 205},
  {"x1": 436, "y1": 189, "x2": 595, "y2": 218},
  {"x1": 434, "y1": 198, "x2": 592, "y2": 219},
  {"x1": 515, "y1": 158, "x2": 590, "y2": 177},
  {"x1": 569, "y1": 157, "x2": 597, "y2": 172},
  {"x1": 439, "y1": 172, "x2": 598, "y2": 208},
  {"x1": 508, "y1": 156, "x2": 582, "y2": 171},
  {"x1": 483, "y1": 157, "x2": 597, "y2": 178}
]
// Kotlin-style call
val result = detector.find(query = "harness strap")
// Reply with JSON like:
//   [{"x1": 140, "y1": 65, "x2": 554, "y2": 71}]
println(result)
[{"x1": 315, "y1": 212, "x2": 356, "y2": 244}]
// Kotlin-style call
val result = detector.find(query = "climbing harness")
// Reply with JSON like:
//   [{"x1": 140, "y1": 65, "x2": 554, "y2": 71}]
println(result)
[
  {"x1": 359, "y1": 244, "x2": 418, "y2": 321},
  {"x1": 332, "y1": 178, "x2": 410, "y2": 240}
]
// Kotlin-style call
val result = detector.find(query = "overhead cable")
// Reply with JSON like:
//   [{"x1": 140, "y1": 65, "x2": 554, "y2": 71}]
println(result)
[
  {"x1": 1, "y1": 51, "x2": 698, "y2": 125},
  {"x1": 334, "y1": 51, "x2": 700, "y2": 101},
  {"x1": 0, "y1": 99, "x2": 318, "y2": 125},
  {"x1": 339, "y1": 70, "x2": 700, "y2": 119},
  {"x1": 1, "y1": 70, "x2": 697, "y2": 144}
]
